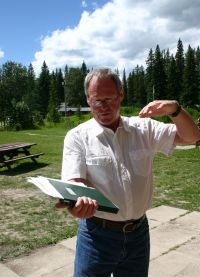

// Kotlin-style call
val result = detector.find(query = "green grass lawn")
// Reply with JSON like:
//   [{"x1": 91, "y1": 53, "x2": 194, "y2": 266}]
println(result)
[
  {"x1": 0, "y1": 119, "x2": 200, "y2": 261},
  {"x1": 153, "y1": 149, "x2": 200, "y2": 211}
]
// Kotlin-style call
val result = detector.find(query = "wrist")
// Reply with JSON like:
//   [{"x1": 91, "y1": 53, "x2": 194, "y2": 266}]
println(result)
[{"x1": 169, "y1": 101, "x2": 182, "y2": 117}]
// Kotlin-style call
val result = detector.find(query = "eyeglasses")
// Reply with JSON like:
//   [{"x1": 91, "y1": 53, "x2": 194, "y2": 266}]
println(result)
[{"x1": 89, "y1": 95, "x2": 119, "y2": 107}]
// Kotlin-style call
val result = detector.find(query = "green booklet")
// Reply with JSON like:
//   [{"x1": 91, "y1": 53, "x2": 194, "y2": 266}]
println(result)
[{"x1": 27, "y1": 176, "x2": 119, "y2": 214}]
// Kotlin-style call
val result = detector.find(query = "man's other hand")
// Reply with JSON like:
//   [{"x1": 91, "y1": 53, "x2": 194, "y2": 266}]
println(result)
[{"x1": 55, "y1": 196, "x2": 98, "y2": 218}]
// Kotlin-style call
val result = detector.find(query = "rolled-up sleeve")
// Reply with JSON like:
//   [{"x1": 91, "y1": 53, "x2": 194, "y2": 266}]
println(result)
[
  {"x1": 150, "y1": 119, "x2": 177, "y2": 156},
  {"x1": 61, "y1": 130, "x2": 86, "y2": 181}
]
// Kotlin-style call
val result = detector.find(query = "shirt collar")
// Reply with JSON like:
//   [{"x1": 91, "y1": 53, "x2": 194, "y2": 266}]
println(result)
[
  {"x1": 92, "y1": 116, "x2": 132, "y2": 137},
  {"x1": 119, "y1": 116, "x2": 132, "y2": 132}
]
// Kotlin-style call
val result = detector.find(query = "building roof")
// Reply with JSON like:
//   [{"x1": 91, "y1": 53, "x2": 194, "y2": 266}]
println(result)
[{"x1": 58, "y1": 103, "x2": 90, "y2": 112}]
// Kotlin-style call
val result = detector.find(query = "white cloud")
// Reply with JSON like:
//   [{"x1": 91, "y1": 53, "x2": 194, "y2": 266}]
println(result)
[
  {"x1": 0, "y1": 49, "x2": 5, "y2": 59},
  {"x1": 32, "y1": 0, "x2": 200, "y2": 75},
  {"x1": 81, "y1": 1, "x2": 88, "y2": 8}
]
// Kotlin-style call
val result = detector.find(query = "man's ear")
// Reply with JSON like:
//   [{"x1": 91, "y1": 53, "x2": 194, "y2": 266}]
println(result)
[
  {"x1": 119, "y1": 90, "x2": 124, "y2": 102},
  {"x1": 87, "y1": 97, "x2": 90, "y2": 105}
]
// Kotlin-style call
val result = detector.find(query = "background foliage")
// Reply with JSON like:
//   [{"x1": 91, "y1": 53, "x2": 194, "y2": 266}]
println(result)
[{"x1": 0, "y1": 39, "x2": 199, "y2": 130}]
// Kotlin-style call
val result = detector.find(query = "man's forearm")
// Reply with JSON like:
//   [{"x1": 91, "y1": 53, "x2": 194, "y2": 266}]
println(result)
[
  {"x1": 170, "y1": 107, "x2": 200, "y2": 145},
  {"x1": 139, "y1": 100, "x2": 200, "y2": 145}
]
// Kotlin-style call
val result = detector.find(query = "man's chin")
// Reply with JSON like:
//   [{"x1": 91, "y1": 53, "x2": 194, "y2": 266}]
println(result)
[
  {"x1": 98, "y1": 116, "x2": 113, "y2": 125},
  {"x1": 94, "y1": 114, "x2": 119, "y2": 127},
  {"x1": 98, "y1": 117, "x2": 117, "y2": 127}
]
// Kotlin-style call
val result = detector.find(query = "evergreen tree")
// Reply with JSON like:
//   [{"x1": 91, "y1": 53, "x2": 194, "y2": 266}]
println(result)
[
  {"x1": 145, "y1": 48, "x2": 154, "y2": 102},
  {"x1": 163, "y1": 49, "x2": 171, "y2": 72},
  {"x1": 81, "y1": 61, "x2": 89, "y2": 97},
  {"x1": 127, "y1": 71, "x2": 135, "y2": 106},
  {"x1": 167, "y1": 55, "x2": 179, "y2": 100},
  {"x1": 0, "y1": 81, "x2": 7, "y2": 125},
  {"x1": 182, "y1": 45, "x2": 199, "y2": 107},
  {"x1": 138, "y1": 66, "x2": 146, "y2": 107},
  {"x1": 0, "y1": 61, "x2": 27, "y2": 124},
  {"x1": 122, "y1": 68, "x2": 128, "y2": 106},
  {"x1": 55, "y1": 68, "x2": 64, "y2": 105},
  {"x1": 81, "y1": 60, "x2": 88, "y2": 76},
  {"x1": 153, "y1": 45, "x2": 167, "y2": 99},
  {"x1": 115, "y1": 68, "x2": 119, "y2": 76},
  {"x1": 175, "y1": 39, "x2": 185, "y2": 101},
  {"x1": 1, "y1": 61, "x2": 27, "y2": 102},
  {"x1": 64, "y1": 65, "x2": 69, "y2": 76},
  {"x1": 163, "y1": 49, "x2": 171, "y2": 99},
  {"x1": 36, "y1": 61, "x2": 50, "y2": 118},
  {"x1": 11, "y1": 100, "x2": 34, "y2": 130},
  {"x1": 65, "y1": 66, "x2": 87, "y2": 107},
  {"x1": 47, "y1": 72, "x2": 60, "y2": 122},
  {"x1": 195, "y1": 46, "x2": 200, "y2": 105},
  {"x1": 133, "y1": 65, "x2": 146, "y2": 107},
  {"x1": 25, "y1": 64, "x2": 38, "y2": 112},
  {"x1": 1, "y1": 39, "x2": 200, "y2": 131}
]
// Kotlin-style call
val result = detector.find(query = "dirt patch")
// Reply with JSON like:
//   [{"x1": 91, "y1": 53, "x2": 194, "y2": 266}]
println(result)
[
  {"x1": 0, "y1": 188, "x2": 43, "y2": 200},
  {"x1": 0, "y1": 188, "x2": 39, "y2": 198},
  {"x1": 0, "y1": 187, "x2": 78, "y2": 261}
]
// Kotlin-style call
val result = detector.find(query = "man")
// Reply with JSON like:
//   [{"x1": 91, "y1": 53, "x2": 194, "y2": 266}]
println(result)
[
  {"x1": 56, "y1": 68, "x2": 200, "y2": 277},
  {"x1": 196, "y1": 117, "x2": 200, "y2": 147}
]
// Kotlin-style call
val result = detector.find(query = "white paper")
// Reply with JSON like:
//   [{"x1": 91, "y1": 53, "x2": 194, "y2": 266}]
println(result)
[
  {"x1": 27, "y1": 176, "x2": 87, "y2": 199},
  {"x1": 27, "y1": 176, "x2": 63, "y2": 198}
]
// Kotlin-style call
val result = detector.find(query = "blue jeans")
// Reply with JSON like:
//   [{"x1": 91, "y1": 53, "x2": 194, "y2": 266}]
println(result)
[{"x1": 74, "y1": 216, "x2": 150, "y2": 277}]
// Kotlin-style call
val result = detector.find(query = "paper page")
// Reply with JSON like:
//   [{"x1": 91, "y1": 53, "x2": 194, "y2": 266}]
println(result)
[
  {"x1": 46, "y1": 178, "x2": 87, "y2": 187},
  {"x1": 27, "y1": 176, "x2": 63, "y2": 198}
]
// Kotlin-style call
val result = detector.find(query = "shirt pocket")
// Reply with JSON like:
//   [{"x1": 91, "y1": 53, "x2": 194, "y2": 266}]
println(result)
[
  {"x1": 86, "y1": 156, "x2": 113, "y2": 182},
  {"x1": 129, "y1": 149, "x2": 152, "y2": 177},
  {"x1": 86, "y1": 156, "x2": 112, "y2": 166}
]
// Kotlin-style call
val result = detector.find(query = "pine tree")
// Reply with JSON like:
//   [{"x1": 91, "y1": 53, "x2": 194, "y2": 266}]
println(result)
[
  {"x1": 153, "y1": 45, "x2": 167, "y2": 99},
  {"x1": 65, "y1": 67, "x2": 86, "y2": 107},
  {"x1": 64, "y1": 65, "x2": 69, "y2": 76},
  {"x1": 0, "y1": 79, "x2": 7, "y2": 124},
  {"x1": 182, "y1": 45, "x2": 199, "y2": 107},
  {"x1": 47, "y1": 72, "x2": 60, "y2": 123},
  {"x1": 122, "y1": 68, "x2": 128, "y2": 106},
  {"x1": 167, "y1": 55, "x2": 179, "y2": 100},
  {"x1": 175, "y1": 39, "x2": 185, "y2": 101},
  {"x1": 81, "y1": 61, "x2": 88, "y2": 76},
  {"x1": 25, "y1": 64, "x2": 38, "y2": 112},
  {"x1": 134, "y1": 65, "x2": 146, "y2": 107},
  {"x1": 36, "y1": 61, "x2": 50, "y2": 118},
  {"x1": 163, "y1": 49, "x2": 171, "y2": 99},
  {"x1": 195, "y1": 46, "x2": 200, "y2": 105},
  {"x1": 55, "y1": 69, "x2": 64, "y2": 105},
  {"x1": 145, "y1": 48, "x2": 154, "y2": 102},
  {"x1": 127, "y1": 71, "x2": 135, "y2": 106}
]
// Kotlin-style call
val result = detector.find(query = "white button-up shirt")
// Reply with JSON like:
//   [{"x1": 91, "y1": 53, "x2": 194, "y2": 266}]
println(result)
[{"x1": 61, "y1": 116, "x2": 176, "y2": 221}]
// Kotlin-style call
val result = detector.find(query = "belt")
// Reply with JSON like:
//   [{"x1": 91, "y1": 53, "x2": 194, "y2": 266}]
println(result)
[{"x1": 89, "y1": 214, "x2": 146, "y2": 233}]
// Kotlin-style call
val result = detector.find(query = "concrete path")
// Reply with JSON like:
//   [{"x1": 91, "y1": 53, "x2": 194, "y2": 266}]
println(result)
[
  {"x1": 1, "y1": 205, "x2": 200, "y2": 277},
  {"x1": 175, "y1": 145, "x2": 196, "y2": 150}
]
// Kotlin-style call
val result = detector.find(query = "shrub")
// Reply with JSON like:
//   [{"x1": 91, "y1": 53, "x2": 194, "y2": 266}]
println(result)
[{"x1": 11, "y1": 101, "x2": 34, "y2": 130}]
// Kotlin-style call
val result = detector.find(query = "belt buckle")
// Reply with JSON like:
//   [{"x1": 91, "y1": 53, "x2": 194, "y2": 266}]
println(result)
[{"x1": 122, "y1": 222, "x2": 135, "y2": 233}]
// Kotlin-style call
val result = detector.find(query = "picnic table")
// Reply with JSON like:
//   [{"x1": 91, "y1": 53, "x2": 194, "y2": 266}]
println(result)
[{"x1": 0, "y1": 142, "x2": 44, "y2": 169}]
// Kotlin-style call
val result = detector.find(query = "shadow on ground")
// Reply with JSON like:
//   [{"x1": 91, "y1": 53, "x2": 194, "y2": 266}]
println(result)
[{"x1": 0, "y1": 162, "x2": 49, "y2": 176}]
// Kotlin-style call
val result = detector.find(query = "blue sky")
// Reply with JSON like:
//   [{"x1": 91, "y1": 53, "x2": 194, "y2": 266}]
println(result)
[
  {"x1": 1, "y1": 0, "x2": 200, "y2": 74},
  {"x1": 0, "y1": 0, "x2": 108, "y2": 66}
]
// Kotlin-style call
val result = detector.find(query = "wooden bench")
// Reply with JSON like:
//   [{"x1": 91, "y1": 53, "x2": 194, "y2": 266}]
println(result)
[
  {"x1": 0, "y1": 142, "x2": 44, "y2": 169},
  {"x1": 4, "y1": 152, "x2": 44, "y2": 165}
]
